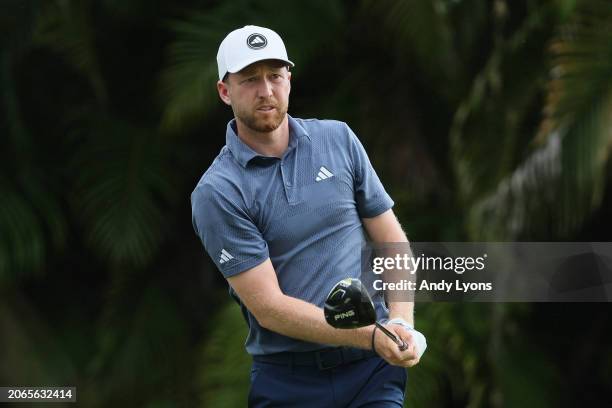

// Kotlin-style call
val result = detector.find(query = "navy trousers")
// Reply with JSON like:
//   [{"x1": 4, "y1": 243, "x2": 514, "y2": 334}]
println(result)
[{"x1": 248, "y1": 351, "x2": 407, "y2": 407}]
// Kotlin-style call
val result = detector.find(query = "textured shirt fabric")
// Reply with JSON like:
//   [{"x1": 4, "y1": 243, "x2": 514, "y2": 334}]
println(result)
[{"x1": 191, "y1": 115, "x2": 394, "y2": 355}]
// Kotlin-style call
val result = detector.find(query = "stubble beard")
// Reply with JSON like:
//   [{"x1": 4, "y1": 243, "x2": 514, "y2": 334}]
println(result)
[{"x1": 237, "y1": 104, "x2": 288, "y2": 133}]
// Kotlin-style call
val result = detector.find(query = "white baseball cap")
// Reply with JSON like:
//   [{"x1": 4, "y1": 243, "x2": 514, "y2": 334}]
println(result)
[{"x1": 216, "y1": 25, "x2": 294, "y2": 81}]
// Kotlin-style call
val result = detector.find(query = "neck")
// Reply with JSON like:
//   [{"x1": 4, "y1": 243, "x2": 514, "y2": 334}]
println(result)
[{"x1": 235, "y1": 115, "x2": 290, "y2": 158}]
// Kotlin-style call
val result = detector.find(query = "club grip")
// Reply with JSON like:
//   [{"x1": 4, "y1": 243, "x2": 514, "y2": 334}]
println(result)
[{"x1": 375, "y1": 322, "x2": 408, "y2": 351}]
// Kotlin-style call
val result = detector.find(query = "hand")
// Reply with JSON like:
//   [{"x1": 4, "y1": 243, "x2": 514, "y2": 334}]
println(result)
[
  {"x1": 373, "y1": 324, "x2": 420, "y2": 367},
  {"x1": 387, "y1": 317, "x2": 427, "y2": 360}
]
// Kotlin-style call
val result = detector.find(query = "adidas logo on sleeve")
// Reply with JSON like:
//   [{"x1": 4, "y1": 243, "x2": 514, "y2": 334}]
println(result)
[{"x1": 219, "y1": 249, "x2": 234, "y2": 264}]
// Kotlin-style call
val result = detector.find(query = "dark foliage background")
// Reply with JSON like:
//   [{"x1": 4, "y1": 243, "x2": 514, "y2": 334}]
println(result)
[{"x1": 1, "y1": 0, "x2": 612, "y2": 406}]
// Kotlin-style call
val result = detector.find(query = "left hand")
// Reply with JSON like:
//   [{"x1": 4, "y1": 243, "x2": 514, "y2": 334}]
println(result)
[{"x1": 388, "y1": 317, "x2": 427, "y2": 363}]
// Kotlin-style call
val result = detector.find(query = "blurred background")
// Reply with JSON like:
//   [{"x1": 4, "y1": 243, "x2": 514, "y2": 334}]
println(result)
[{"x1": 1, "y1": 0, "x2": 612, "y2": 406}]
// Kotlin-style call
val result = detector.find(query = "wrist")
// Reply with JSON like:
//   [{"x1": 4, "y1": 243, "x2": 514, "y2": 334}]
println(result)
[
  {"x1": 387, "y1": 317, "x2": 414, "y2": 330},
  {"x1": 371, "y1": 325, "x2": 379, "y2": 355},
  {"x1": 351, "y1": 326, "x2": 376, "y2": 350},
  {"x1": 388, "y1": 302, "x2": 414, "y2": 326}
]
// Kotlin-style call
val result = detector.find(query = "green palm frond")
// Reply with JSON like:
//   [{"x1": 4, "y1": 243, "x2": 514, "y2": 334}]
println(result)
[
  {"x1": 469, "y1": 0, "x2": 612, "y2": 239},
  {"x1": 159, "y1": 0, "x2": 344, "y2": 133},
  {"x1": 403, "y1": 321, "x2": 450, "y2": 407},
  {"x1": 197, "y1": 301, "x2": 250, "y2": 407},
  {"x1": 0, "y1": 172, "x2": 67, "y2": 278},
  {"x1": 85, "y1": 278, "x2": 192, "y2": 407},
  {"x1": 361, "y1": 0, "x2": 487, "y2": 102},
  {"x1": 450, "y1": 1, "x2": 562, "y2": 206},
  {"x1": 1, "y1": 49, "x2": 66, "y2": 281},
  {"x1": 70, "y1": 113, "x2": 174, "y2": 268},
  {"x1": 159, "y1": 10, "x2": 225, "y2": 133},
  {"x1": 468, "y1": 133, "x2": 562, "y2": 240},
  {"x1": 33, "y1": 0, "x2": 107, "y2": 104},
  {"x1": 494, "y1": 340, "x2": 561, "y2": 407},
  {"x1": 0, "y1": 291, "x2": 77, "y2": 385},
  {"x1": 405, "y1": 303, "x2": 501, "y2": 407}
]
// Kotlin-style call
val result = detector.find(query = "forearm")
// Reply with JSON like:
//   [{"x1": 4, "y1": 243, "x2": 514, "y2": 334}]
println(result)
[
  {"x1": 388, "y1": 301, "x2": 414, "y2": 326},
  {"x1": 258, "y1": 293, "x2": 373, "y2": 350},
  {"x1": 383, "y1": 237, "x2": 415, "y2": 327},
  {"x1": 363, "y1": 209, "x2": 415, "y2": 327}
]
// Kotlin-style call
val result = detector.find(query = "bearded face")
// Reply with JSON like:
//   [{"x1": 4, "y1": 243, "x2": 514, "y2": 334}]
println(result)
[
  {"x1": 233, "y1": 94, "x2": 288, "y2": 133},
  {"x1": 224, "y1": 61, "x2": 291, "y2": 134}
]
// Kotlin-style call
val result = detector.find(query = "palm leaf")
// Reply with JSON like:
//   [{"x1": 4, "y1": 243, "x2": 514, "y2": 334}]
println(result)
[
  {"x1": 404, "y1": 303, "x2": 502, "y2": 407},
  {"x1": 197, "y1": 301, "x2": 251, "y2": 407},
  {"x1": 0, "y1": 47, "x2": 66, "y2": 281},
  {"x1": 361, "y1": 0, "x2": 488, "y2": 103},
  {"x1": 69, "y1": 113, "x2": 174, "y2": 267},
  {"x1": 0, "y1": 290, "x2": 78, "y2": 386},
  {"x1": 469, "y1": 0, "x2": 612, "y2": 239},
  {"x1": 0, "y1": 175, "x2": 68, "y2": 281},
  {"x1": 33, "y1": 0, "x2": 108, "y2": 105},
  {"x1": 0, "y1": 178, "x2": 44, "y2": 280},
  {"x1": 84, "y1": 277, "x2": 192, "y2": 407},
  {"x1": 450, "y1": 1, "x2": 564, "y2": 206}
]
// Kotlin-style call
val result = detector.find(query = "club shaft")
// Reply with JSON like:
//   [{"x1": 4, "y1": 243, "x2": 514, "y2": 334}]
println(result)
[{"x1": 375, "y1": 322, "x2": 407, "y2": 351}]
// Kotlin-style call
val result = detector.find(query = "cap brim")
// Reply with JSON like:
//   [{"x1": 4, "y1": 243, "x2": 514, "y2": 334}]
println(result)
[{"x1": 227, "y1": 57, "x2": 294, "y2": 74}]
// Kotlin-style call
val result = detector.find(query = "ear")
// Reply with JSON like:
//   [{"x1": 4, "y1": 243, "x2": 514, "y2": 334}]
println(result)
[{"x1": 217, "y1": 80, "x2": 232, "y2": 105}]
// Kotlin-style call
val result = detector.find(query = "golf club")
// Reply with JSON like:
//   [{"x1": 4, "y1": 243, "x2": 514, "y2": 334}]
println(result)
[{"x1": 324, "y1": 278, "x2": 407, "y2": 351}]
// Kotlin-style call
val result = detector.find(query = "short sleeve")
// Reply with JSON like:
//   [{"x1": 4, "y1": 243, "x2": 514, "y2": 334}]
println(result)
[
  {"x1": 191, "y1": 184, "x2": 269, "y2": 278},
  {"x1": 345, "y1": 124, "x2": 395, "y2": 218}
]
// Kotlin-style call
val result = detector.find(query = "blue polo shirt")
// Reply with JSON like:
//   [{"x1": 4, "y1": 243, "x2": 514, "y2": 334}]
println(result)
[{"x1": 191, "y1": 115, "x2": 394, "y2": 355}]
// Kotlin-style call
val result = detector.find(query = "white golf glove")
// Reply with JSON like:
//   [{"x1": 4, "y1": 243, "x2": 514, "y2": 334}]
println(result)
[{"x1": 387, "y1": 317, "x2": 427, "y2": 360}]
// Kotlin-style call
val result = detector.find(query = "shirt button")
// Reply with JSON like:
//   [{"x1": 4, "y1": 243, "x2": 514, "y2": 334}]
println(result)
[{"x1": 286, "y1": 181, "x2": 292, "y2": 187}]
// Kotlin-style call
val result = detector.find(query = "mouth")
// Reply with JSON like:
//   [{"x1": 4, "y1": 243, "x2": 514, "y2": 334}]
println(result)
[{"x1": 256, "y1": 105, "x2": 276, "y2": 112}]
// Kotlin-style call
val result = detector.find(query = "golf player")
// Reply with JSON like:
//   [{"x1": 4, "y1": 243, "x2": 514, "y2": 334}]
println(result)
[{"x1": 191, "y1": 25, "x2": 427, "y2": 407}]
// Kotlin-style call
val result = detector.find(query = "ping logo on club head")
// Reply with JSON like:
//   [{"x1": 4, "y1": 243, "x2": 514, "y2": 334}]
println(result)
[
  {"x1": 247, "y1": 33, "x2": 267, "y2": 49},
  {"x1": 334, "y1": 310, "x2": 355, "y2": 321}
]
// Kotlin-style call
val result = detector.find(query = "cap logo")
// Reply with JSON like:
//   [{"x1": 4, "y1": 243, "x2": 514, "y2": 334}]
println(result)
[{"x1": 247, "y1": 33, "x2": 267, "y2": 49}]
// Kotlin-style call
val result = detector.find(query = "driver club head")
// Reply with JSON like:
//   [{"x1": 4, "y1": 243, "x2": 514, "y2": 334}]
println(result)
[{"x1": 324, "y1": 278, "x2": 377, "y2": 329}]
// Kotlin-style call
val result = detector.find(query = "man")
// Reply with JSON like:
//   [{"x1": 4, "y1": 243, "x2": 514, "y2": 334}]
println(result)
[{"x1": 191, "y1": 25, "x2": 427, "y2": 407}]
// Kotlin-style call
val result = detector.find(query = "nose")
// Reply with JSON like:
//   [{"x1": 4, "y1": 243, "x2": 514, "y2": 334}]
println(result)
[{"x1": 257, "y1": 78, "x2": 273, "y2": 98}]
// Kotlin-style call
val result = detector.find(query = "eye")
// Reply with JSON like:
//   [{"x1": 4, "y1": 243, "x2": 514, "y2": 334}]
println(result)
[{"x1": 240, "y1": 76, "x2": 257, "y2": 84}]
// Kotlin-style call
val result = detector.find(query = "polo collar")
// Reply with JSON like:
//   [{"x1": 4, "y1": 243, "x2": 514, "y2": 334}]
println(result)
[{"x1": 225, "y1": 114, "x2": 311, "y2": 168}]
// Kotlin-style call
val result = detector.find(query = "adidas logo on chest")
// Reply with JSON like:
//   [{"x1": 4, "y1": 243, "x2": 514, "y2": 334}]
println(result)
[{"x1": 315, "y1": 166, "x2": 334, "y2": 182}]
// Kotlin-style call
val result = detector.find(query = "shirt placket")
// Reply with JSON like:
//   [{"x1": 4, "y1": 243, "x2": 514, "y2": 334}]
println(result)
[{"x1": 280, "y1": 142, "x2": 298, "y2": 204}]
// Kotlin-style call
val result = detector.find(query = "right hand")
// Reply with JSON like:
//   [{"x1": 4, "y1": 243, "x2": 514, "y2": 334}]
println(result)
[{"x1": 373, "y1": 324, "x2": 420, "y2": 367}]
